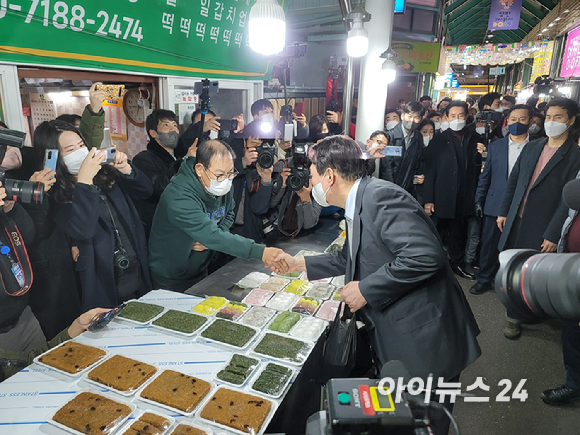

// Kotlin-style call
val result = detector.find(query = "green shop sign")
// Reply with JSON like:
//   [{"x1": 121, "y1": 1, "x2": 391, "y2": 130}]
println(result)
[
  {"x1": 392, "y1": 42, "x2": 441, "y2": 74},
  {"x1": 0, "y1": 0, "x2": 286, "y2": 80}
]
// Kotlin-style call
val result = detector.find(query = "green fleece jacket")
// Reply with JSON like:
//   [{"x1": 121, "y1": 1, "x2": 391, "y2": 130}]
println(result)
[
  {"x1": 79, "y1": 105, "x2": 105, "y2": 149},
  {"x1": 0, "y1": 329, "x2": 71, "y2": 382},
  {"x1": 149, "y1": 156, "x2": 265, "y2": 286}
]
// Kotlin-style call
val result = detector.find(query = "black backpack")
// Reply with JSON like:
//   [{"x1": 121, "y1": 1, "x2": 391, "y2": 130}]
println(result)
[{"x1": 0, "y1": 213, "x2": 33, "y2": 297}]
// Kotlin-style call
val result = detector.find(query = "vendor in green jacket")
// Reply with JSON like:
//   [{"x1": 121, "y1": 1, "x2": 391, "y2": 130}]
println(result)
[{"x1": 149, "y1": 139, "x2": 287, "y2": 291}]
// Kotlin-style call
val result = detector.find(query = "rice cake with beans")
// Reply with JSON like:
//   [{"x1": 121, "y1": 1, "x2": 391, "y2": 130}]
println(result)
[
  {"x1": 87, "y1": 355, "x2": 157, "y2": 392},
  {"x1": 39, "y1": 341, "x2": 106, "y2": 374}
]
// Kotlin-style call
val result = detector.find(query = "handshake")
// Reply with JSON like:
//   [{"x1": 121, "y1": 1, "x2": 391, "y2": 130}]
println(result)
[{"x1": 261, "y1": 248, "x2": 307, "y2": 275}]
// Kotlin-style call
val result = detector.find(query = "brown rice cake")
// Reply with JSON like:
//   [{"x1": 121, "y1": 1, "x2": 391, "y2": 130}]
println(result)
[
  {"x1": 169, "y1": 424, "x2": 208, "y2": 435},
  {"x1": 39, "y1": 341, "x2": 106, "y2": 374},
  {"x1": 87, "y1": 355, "x2": 157, "y2": 392}
]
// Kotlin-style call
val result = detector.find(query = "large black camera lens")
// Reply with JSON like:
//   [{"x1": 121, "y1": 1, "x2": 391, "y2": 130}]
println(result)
[
  {"x1": 256, "y1": 144, "x2": 275, "y2": 169},
  {"x1": 3, "y1": 179, "x2": 45, "y2": 205},
  {"x1": 288, "y1": 168, "x2": 309, "y2": 191},
  {"x1": 496, "y1": 249, "x2": 580, "y2": 321}
]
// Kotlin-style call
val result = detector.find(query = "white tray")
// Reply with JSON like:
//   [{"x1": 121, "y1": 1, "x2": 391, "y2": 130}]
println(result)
[
  {"x1": 290, "y1": 296, "x2": 322, "y2": 317},
  {"x1": 250, "y1": 331, "x2": 314, "y2": 366},
  {"x1": 242, "y1": 288, "x2": 274, "y2": 307},
  {"x1": 32, "y1": 339, "x2": 108, "y2": 378},
  {"x1": 168, "y1": 422, "x2": 214, "y2": 435},
  {"x1": 265, "y1": 293, "x2": 299, "y2": 311},
  {"x1": 331, "y1": 275, "x2": 345, "y2": 288},
  {"x1": 150, "y1": 309, "x2": 210, "y2": 337},
  {"x1": 213, "y1": 353, "x2": 261, "y2": 388},
  {"x1": 115, "y1": 299, "x2": 166, "y2": 325},
  {"x1": 46, "y1": 391, "x2": 136, "y2": 435},
  {"x1": 196, "y1": 386, "x2": 279, "y2": 435},
  {"x1": 197, "y1": 318, "x2": 260, "y2": 351},
  {"x1": 83, "y1": 355, "x2": 158, "y2": 397},
  {"x1": 248, "y1": 362, "x2": 296, "y2": 399},
  {"x1": 306, "y1": 283, "x2": 336, "y2": 300},
  {"x1": 289, "y1": 316, "x2": 328, "y2": 343},
  {"x1": 191, "y1": 296, "x2": 229, "y2": 317},
  {"x1": 240, "y1": 306, "x2": 277, "y2": 329},
  {"x1": 265, "y1": 311, "x2": 303, "y2": 335},
  {"x1": 117, "y1": 409, "x2": 175, "y2": 435},
  {"x1": 137, "y1": 369, "x2": 216, "y2": 417},
  {"x1": 236, "y1": 271, "x2": 271, "y2": 289}
]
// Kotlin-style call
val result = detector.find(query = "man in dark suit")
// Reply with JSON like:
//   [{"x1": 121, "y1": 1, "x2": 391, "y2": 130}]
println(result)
[
  {"x1": 379, "y1": 101, "x2": 425, "y2": 197},
  {"x1": 423, "y1": 100, "x2": 483, "y2": 279},
  {"x1": 470, "y1": 104, "x2": 533, "y2": 295},
  {"x1": 276, "y1": 136, "x2": 481, "y2": 435},
  {"x1": 497, "y1": 97, "x2": 580, "y2": 339}
]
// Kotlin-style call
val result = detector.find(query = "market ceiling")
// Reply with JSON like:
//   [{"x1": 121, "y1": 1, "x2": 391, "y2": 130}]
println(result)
[{"x1": 445, "y1": 0, "x2": 560, "y2": 46}]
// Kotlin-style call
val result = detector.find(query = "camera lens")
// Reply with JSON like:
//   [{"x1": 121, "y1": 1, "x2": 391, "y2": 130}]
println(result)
[
  {"x1": 288, "y1": 169, "x2": 308, "y2": 191},
  {"x1": 4, "y1": 179, "x2": 45, "y2": 205},
  {"x1": 257, "y1": 150, "x2": 274, "y2": 169}
]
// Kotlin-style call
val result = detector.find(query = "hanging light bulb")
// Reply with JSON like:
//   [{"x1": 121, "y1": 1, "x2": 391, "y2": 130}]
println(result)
[
  {"x1": 248, "y1": 0, "x2": 286, "y2": 55},
  {"x1": 380, "y1": 47, "x2": 398, "y2": 84},
  {"x1": 347, "y1": 19, "x2": 368, "y2": 57}
]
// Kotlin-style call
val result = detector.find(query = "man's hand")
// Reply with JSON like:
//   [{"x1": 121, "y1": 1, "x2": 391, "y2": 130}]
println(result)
[
  {"x1": 340, "y1": 281, "x2": 367, "y2": 312},
  {"x1": 272, "y1": 252, "x2": 306, "y2": 274},
  {"x1": 497, "y1": 216, "x2": 506, "y2": 232},
  {"x1": 242, "y1": 147, "x2": 258, "y2": 168},
  {"x1": 280, "y1": 167, "x2": 291, "y2": 188},
  {"x1": 111, "y1": 150, "x2": 132, "y2": 175},
  {"x1": 413, "y1": 175, "x2": 425, "y2": 185},
  {"x1": 256, "y1": 164, "x2": 273, "y2": 184},
  {"x1": 77, "y1": 148, "x2": 105, "y2": 185},
  {"x1": 477, "y1": 143, "x2": 487, "y2": 154},
  {"x1": 192, "y1": 242, "x2": 208, "y2": 252},
  {"x1": 233, "y1": 113, "x2": 245, "y2": 133},
  {"x1": 68, "y1": 307, "x2": 111, "y2": 338},
  {"x1": 204, "y1": 116, "x2": 221, "y2": 133},
  {"x1": 30, "y1": 168, "x2": 57, "y2": 192},
  {"x1": 541, "y1": 239, "x2": 557, "y2": 253},
  {"x1": 326, "y1": 110, "x2": 342, "y2": 125},
  {"x1": 293, "y1": 113, "x2": 307, "y2": 128},
  {"x1": 475, "y1": 202, "x2": 484, "y2": 219},
  {"x1": 424, "y1": 203, "x2": 435, "y2": 216},
  {"x1": 89, "y1": 82, "x2": 107, "y2": 113},
  {"x1": 279, "y1": 140, "x2": 292, "y2": 151},
  {"x1": 297, "y1": 180, "x2": 313, "y2": 203},
  {"x1": 71, "y1": 246, "x2": 80, "y2": 262},
  {"x1": 262, "y1": 247, "x2": 289, "y2": 274},
  {"x1": 187, "y1": 138, "x2": 199, "y2": 157},
  {"x1": 369, "y1": 144, "x2": 387, "y2": 159}
]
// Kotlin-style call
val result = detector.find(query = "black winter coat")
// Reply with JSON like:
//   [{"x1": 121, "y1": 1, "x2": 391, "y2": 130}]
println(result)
[
  {"x1": 53, "y1": 166, "x2": 154, "y2": 311},
  {"x1": 423, "y1": 127, "x2": 482, "y2": 219},
  {"x1": 498, "y1": 137, "x2": 580, "y2": 251}
]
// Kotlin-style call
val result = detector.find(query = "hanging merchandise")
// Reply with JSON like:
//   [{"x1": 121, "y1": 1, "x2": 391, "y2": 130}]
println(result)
[{"x1": 444, "y1": 41, "x2": 551, "y2": 67}]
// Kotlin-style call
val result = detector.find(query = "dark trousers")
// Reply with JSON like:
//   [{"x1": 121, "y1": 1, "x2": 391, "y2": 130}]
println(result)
[
  {"x1": 477, "y1": 215, "x2": 502, "y2": 285},
  {"x1": 436, "y1": 217, "x2": 467, "y2": 268},
  {"x1": 562, "y1": 319, "x2": 580, "y2": 391}
]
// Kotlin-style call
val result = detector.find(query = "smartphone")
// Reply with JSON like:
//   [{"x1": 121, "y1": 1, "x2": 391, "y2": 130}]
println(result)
[
  {"x1": 44, "y1": 149, "x2": 59, "y2": 172},
  {"x1": 294, "y1": 102, "x2": 304, "y2": 117},
  {"x1": 216, "y1": 119, "x2": 238, "y2": 131},
  {"x1": 381, "y1": 146, "x2": 403, "y2": 157},
  {"x1": 100, "y1": 147, "x2": 117, "y2": 165},
  {"x1": 88, "y1": 303, "x2": 126, "y2": 332},
  {"x1": 95, "y1": 84, "x2": 125, "y2": 100}
]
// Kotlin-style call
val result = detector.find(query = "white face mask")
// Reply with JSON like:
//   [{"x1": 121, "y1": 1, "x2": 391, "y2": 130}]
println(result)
[
  {"x1": 495, "y1": 107, "x2": 505, "y2": 113},
  {"x1": 528, "y1": 124, "x2": 540, "y2": 135},
  {"x1": 385, "y1": 120, "x2": 399, "y2": 130},
  {"x1": 423, "y1": 135, "x2": 433, "y2": 147},
  {"x1": 544, "y1": 120, "x2": 569, "y2": 138},
  {"x1": 449, "y1": 119, "x2": 466, "y2": 131},
  {"x1": 312, "y1": 173, "x2": 331, "y2": 207},
  {"x1": 203, "y1": 168, "x2": 233, "y2": 196},
  {"x1": 440, "y1": 121, "x2": 449, "y2": 131},
  {"x1": 63, "y1": 147, "x2": 89, "y2": 175},
  {"x1": 476, "y1": 126, "x2": 486, "y2": 135},
  {"x1": 434, "y1": 122, "x2": 441, "y2": 130},
  {"x1": 209, "y1": 130, "x2": 219, "y2": 140}
]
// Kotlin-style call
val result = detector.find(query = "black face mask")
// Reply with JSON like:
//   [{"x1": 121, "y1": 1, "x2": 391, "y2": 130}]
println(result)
[
  {"x1": 402, "y1": 119, "x2": 420, "y2": 132},
  {"x1": 316, "y1": 132, "x2": 330, "y2": 141}
]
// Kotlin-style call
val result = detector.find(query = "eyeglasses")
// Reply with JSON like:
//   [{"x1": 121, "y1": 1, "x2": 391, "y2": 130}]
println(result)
[{"x1": 205, "y1": 167, "x2": 239, "y2": 182}]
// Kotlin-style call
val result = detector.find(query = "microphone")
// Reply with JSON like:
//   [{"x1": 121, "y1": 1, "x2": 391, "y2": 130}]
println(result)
[{"x1": 563, "y1": 178, "x2": 580, "y2": 212}]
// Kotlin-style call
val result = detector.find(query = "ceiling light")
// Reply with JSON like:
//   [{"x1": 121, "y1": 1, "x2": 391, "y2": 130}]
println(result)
[
  {"x1": 380, "y1": 48, "x2": 398, "y2": 84},
  {"x1": 346, "y1": 7, "x2": 371, "y2": 58},
  {"x1": 248, "y1": 0, "x2": 286, "y2": 55}
]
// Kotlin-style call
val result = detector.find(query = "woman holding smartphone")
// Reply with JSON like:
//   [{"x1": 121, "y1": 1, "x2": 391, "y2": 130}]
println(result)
[{"x1": 32, "y1": 120, "x2": 153, "y2": 311}]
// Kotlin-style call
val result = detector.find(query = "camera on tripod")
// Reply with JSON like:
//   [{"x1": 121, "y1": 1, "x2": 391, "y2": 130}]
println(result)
[
  {"x1": 287, "y1": 144, "x2": 310, "y2": 191},
  {"x1": 0, "y1": 129, "x2": 44, "y2": 205}
]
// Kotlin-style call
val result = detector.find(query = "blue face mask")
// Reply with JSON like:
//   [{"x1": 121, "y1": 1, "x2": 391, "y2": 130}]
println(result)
[{"x1": 508, "y1": 122, "x2": 530, "y2": 136}]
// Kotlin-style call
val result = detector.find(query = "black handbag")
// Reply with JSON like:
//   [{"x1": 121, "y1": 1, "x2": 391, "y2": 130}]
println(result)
[{"x1": 0, "y1": 213, "x2": 33, "y2": 296}]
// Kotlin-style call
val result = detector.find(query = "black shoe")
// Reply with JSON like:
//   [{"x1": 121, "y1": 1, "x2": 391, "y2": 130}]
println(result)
[
  {"x1": 452, "y1": 265, "x2": 475, "y2": 280},
  {"x1": 464, "y1": 264, "x2": 478, "y2": 276},
  {"x1": 503, "y1": 320, "x2": 522, "y2": 339},
  {"x1": 469, "y1": 281, "x2": 493, "y2": 295},
  {"x1": 541, "y1": 385, "x2": 580, "y2": 405}
]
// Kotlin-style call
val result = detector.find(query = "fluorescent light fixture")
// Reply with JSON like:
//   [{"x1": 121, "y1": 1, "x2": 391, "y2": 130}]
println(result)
[
  {"x1": 248, "y1": 0, "x2": 286, "y2": 55},
  {"x1": 347, "y1": 20, "x2": 368, "y2": 58}
]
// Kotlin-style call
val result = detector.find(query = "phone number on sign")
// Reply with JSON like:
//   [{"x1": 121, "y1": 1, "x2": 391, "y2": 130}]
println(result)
[{"x1": 0, "y1": 0, "x2": 144, "y2": 42}]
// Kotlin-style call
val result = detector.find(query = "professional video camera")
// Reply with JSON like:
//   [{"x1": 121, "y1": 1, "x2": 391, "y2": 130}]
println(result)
[
  {"x1": 255, "y1": 140, "x2": 276, "y2": 169},
  {"x1": 287, "y1": 143, "x2": 310, "y2": 191},
  {"x1": 0, "y1": 129, "x2": 44, "y2": 205}
]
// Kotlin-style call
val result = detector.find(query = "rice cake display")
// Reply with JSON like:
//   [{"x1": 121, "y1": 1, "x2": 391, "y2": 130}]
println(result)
[
  {"x1": 38, "y1": 341, "x2": 106, "y2": 375},
  {"x1": 87, "y1": 355, "x2": 157, "y2": 393},
  {"x1": 215, "y1": 354, "x2": 259, "y2": 386},
  {"x1": 253, "y1": 333, "x2": 310, "y2": 364},
  {"x1": 192, "y1": 296, "x2": 227, "y2": 316},
  {"x1": 251, "y1": 363, "x2": 293, "y2": 397},
  {"x1": 52, "y1": 391, "x2": 132, "y2": 435},
  {"x1": 118, "y1": 301, "x2": 164, "y2": 323},
  {"x1": 199, "y1": 387, "x2": 272, "y2": 434},
  {"x1": 140, "y1": 370, "x2": 211, "y2": 414},
  {"x1": 152, "y1": 309, "x2": 207, "y2": 334},
  {"x1": 122, "y1": 411, "x2": 171, "y2": 435},
  {"x1": 259, "y1": 276, "x2": 291, "y2": 292},
  {"x1": 169, "y1": 424, "x2": 209, "y2": 435},
  {"x1": 200, "y1": 319, "x2": 257, "y2": 348}
]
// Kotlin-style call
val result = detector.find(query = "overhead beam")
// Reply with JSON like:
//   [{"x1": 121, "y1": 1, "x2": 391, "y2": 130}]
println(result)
[
  {"x1": 445, "y1": 0, "x2": 479, "y2": 15},
  {"x1": 521, "y1": 0, "x2": 544, "y2": 20},
  {"x1": 449, "y1": 1, "x2": 492, "y2": 30}
]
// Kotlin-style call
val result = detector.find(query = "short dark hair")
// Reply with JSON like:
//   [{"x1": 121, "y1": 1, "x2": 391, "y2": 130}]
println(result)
[
  {"x1": 243, "y1": 119, "x2": 276, "y2": 140},
  {"x1": 385, "y1": 108, "x2": 400, "y2": 117},
  {"x1": 503, "y1": 95, "x2": 516, "y2": 105},
  {"x1": 532, "y1": 110, "x2": 545, "y2": 122},
  {"x1": 436, "y1": 98, "x2": 452, "y2": 110},
  {"x1": 146, "y1": 109, "x2": 177, "y2": 140},
  {"x1": 398, "y1": 98, "x2": 405, "y2": 103},
  {"x1": 309, "y1": 114, "x2": 328, "y2": 137},
  {"x1": 419, "y1": 95, "x2": 432, "y2": 102},
  {"x1": 55, "y1": 114, "x2": 82, "y2": 126},
  {"x1": 537, "y1": 101, "x2": 547, "y2": 111},
  {"x1": 546, "y1": 97, "x2": 580, "y2": 120},
  {"x1": 445, "y1": 100, "x2": 468, "y2": 117},
  {"x1": 0, "y1": 121, "x2": 7, "y2": 129},
  {"x1": 191, "y1": 109, "x2": 216, "y2": 123},
  {"x1": 369, "y1": 130, "x2": 387, "y2": 140},
  {"x1": 310, "y1": 135, "x2": 366, "y2": 182},
  {"x1": 196, "y1": 139, "x2": 236, "y2": 168},
  {"x1": 478, "y1": 92, "x2": 501, "y2": 111},
  {"x1": 426, "y1": 111, "x2": 442, "y2": 120},
  {"x1": 466, "y1": 97, "x2": 475, "y2": 106},
  {"x1": 508, "y1": 104, "x2": 534, "y2": 119},
  {"x1": 403, "y1": 101, "x2": 426, "y2": 117},
  {"x1": 251, "y1": 99, "x2": 274, "y2": 117},
  {"x1": 418, "y1": 119, "x2": 435, "y2": 131}
]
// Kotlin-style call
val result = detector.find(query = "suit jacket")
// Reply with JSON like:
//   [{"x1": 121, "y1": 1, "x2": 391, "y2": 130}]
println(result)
[
  {"x1": 305, "y1": 177, "x2": 481, "y2": 381},
  {"x1": 423, "y1": 127, "x2": 482, "y2": 219},
  {"x1": 498, "y1": 137, "x2": 580, "y2": 251},
  {"x1": 379, "y1": 123, "x2": 423, "y2": 194},
  {"x1": 475, "y1": 136, "x2": 509, "y2": 217}
]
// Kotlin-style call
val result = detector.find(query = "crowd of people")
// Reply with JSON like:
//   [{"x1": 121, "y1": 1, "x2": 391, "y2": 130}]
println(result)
[{"x1": 1, "y1": 82, "x2": 579, "y2": 423}]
